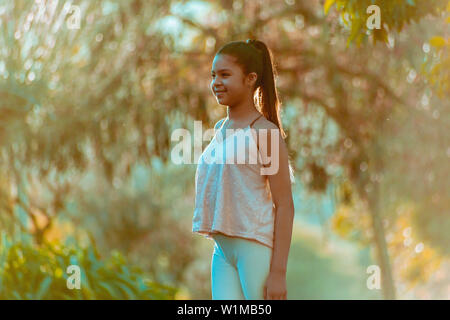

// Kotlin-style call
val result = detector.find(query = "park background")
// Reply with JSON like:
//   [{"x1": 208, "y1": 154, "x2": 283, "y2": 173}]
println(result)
[{"x1": 0, "y1": 0, "x2": 449, "y2": 299}]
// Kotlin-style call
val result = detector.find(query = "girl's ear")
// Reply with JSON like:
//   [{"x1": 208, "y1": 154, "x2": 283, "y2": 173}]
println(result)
[{"x1": 247, "y1": 72, "x2": 258, "y2": 88}]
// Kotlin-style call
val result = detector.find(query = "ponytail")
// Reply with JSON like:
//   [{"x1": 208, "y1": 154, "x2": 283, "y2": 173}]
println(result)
[{"x1": 246, "y1": 39, "x2": 286, "y2": 140}]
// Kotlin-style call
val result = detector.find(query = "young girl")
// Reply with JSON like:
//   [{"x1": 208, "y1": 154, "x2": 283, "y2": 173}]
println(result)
[{"x1": 192, "y1": 39, "x2": 295, "y2": 300}]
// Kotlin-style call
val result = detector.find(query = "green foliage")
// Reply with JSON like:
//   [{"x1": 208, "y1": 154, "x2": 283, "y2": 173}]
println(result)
[
  {"x1": 324, "y1": 0, "x2": 448, "y2": 45},
  {"x1": 0, "y1": 233, "x2": 177, "y2": 299}
]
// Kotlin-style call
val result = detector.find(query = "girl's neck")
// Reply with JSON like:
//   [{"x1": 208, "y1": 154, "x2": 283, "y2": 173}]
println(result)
[{"x1": 226, "y1": 102, "x2": 261, "y2": 127}]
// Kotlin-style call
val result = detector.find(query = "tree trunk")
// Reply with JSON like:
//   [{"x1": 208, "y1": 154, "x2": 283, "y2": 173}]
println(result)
[{"x1": 366, "y1": 179, "x2": 396, "y2": 299}]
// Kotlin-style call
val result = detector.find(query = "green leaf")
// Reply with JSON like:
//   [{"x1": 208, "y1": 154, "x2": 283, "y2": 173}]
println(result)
[
  {"x1": 115, "y1": 281, "x2": 137, "y2": 299},
  {"x1": 97, "y1": 281, "x2": 118, "y2": 299},
  {"x1": 35, "y1": 276, "x2": 52, "y2": 299}
]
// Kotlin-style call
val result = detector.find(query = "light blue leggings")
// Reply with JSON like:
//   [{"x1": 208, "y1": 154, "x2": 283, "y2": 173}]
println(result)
[{"x1": 211, "y1": 233, "x2": 272, "y2": 300}]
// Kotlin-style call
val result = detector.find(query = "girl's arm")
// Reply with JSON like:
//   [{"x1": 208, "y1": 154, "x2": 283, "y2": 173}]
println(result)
[{"x1": 263, "y1": 126, "x2": 295, "y2": 274}]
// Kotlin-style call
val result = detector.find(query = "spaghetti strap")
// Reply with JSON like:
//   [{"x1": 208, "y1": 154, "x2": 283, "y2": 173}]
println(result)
[
  {"x1": 217, "y1": 118, "x2": 228, "y2": 132},
  {"x1": 219, "y1": 114, "x2": 261, "y2": 132},
  {"x1": 249, "y1": 114, "x2": 263, "y2": 128}
]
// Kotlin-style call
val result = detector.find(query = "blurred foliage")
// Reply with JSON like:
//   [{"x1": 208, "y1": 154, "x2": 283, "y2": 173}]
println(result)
[
  {"x1": 286, "y1": 225, "x2": 381, "y2": 299},
  {"x1": 324, "y1": 0, "x2": 447, "y2": 45},
  {"x1": 0, "y1": 0, "x2": 448, "y2": 299},
  {"x1": 386, "y1": 204, "x2": 443, "y2": 290},
  {"x1": 332, "y1": 185, "x2": 449, "y2": 298},
  {"x1": 331, "y1": 204, "x2": 372, "y2": 247},
  {"x1": 421, "y1": 2, "x2": 450, "y2": 98},
  {"x1": 70, "y1": 160, "x2": 198, "y2": 287},
  {"x1": 424, "y1": 34, "x2": 449, "y2": 98},
  {"x1": 0, "y1": 232, "x2": 177, "y2": 299},
  {"x1": 324, "y1": 0, "x2": 449, "y2": 97}
]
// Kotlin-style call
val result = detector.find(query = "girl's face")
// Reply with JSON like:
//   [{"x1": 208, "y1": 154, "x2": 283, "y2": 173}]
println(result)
[{"x1": 210, "y1": 54, "x2": 255, "y2": 106}]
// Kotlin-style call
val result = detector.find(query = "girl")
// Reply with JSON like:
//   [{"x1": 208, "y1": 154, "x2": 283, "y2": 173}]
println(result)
[{"x1": 192, "y1": 39, "x2": 295, "y2": 300}]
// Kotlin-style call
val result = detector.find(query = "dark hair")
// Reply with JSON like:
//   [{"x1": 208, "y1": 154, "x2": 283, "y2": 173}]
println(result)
[{"x1": 216, "y1": 39, "x2": 287, "y2": 139}]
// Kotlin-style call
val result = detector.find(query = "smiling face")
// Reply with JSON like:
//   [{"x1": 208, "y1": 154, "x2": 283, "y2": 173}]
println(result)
[{"x1": 210, "y1": 54, "x2": 257, "y2": 106}]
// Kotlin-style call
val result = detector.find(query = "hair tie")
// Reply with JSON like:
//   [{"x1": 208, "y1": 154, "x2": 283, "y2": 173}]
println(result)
[
  {"x1": 247, "y1": 39, "x2": 258, "y2": 47},
  {"x1": 247, "y1": 39, "x2": 263, "y2": 57}
]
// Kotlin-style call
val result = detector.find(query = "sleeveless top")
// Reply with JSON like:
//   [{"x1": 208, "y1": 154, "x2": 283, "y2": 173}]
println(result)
[{"x1": 192, "y1": 114, "x2": 275, "y2": 249}]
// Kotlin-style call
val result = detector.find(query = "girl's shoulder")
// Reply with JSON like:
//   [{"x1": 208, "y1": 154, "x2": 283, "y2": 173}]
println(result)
[{"x1": 251, "y1": 115, "x2": 279, "y2": 131}]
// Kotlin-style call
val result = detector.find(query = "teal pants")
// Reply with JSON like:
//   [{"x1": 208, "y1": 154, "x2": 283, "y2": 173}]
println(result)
[{"x1": 211, "y1": 233, "x2": 272, "y2": 300}]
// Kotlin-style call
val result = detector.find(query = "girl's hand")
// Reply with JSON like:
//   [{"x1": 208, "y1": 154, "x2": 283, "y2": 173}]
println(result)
[{"x1": 263, "y1": 271, "x2": 287, "y2": 300}]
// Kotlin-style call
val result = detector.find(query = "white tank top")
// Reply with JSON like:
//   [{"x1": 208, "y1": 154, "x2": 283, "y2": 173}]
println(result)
[{"x1": 192, "y1": 114, "x2": 275, "y2": 249}]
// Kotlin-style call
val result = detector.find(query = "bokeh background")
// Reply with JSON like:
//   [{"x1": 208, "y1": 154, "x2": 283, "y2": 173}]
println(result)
[{"x1": 0, "y1": 0, "x2": 449, "y2": 299}]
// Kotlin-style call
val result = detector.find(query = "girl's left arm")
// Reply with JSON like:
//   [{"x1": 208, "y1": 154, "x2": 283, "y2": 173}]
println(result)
[
  {"x1": 265, "y1": 127, "x2": 295, "y2": 274},
  {"x1": 260, "y1": 126, "x2": 295, "y2": 300}
]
